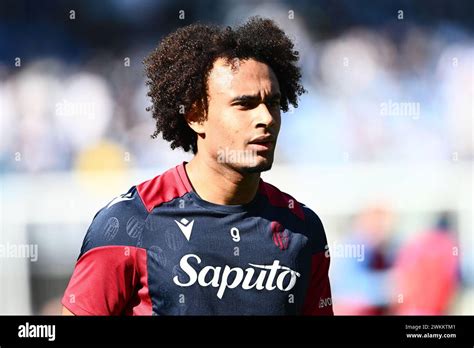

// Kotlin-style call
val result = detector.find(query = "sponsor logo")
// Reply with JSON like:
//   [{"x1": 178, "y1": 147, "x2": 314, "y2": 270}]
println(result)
[{"x1": 173, "y1": 254, "x2": 301, "y2": 299}]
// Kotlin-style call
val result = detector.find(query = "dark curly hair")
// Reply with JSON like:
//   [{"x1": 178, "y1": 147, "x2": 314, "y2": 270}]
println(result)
[{"x1": 144, "y1": 17, "x2": 306, "y2": 154}]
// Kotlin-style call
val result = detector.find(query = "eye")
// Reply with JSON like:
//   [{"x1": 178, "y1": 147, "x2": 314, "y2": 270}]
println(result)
[
  {"x1": 234, "y1": 100, "x2": 256, "y2": 109},
  {"x1": 267, "y1": 99, "x2": 280, "y2": 108}
]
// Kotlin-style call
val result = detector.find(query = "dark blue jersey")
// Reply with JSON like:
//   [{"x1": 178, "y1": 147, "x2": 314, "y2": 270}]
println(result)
[{"x1": 62, "y1": 162, "x2": 333, "y2": 315}]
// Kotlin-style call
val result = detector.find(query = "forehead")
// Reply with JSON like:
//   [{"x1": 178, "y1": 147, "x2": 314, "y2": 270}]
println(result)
[{"x1": 207, "y1": 58, "x2": 280, "y2": 98}]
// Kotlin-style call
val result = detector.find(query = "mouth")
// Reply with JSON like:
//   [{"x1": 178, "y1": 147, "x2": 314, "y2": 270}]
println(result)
[{"x1": 248, "y1": 135, "x2": 276, "y2": 152}]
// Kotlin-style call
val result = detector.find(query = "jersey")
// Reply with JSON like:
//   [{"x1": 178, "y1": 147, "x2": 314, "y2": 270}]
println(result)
[{"x1": 61, "y1": 162, "x2": 333, "y2": 315}]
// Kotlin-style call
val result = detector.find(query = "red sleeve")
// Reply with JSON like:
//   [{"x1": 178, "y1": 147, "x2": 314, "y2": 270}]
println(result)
[
  {"x1": 302, "y1": 251, "x2": 334, "y2": 315},
  {"x1": 61, "y1": 245, "x2": 141, "y2": 315}
]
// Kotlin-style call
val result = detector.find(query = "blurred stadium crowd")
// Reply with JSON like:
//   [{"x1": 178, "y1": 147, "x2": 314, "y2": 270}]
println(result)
[
  {"x1": 0, "y1": 0, "x2": 472, "y2": 315},
  {"x1": 1, "y1": 0, "x2": 472, "y2": 173}
]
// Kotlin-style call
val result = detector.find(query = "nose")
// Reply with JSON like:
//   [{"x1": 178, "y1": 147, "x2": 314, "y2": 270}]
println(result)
[{"x1": 255, "y1": 102, "x2": 278, "y2": 128}]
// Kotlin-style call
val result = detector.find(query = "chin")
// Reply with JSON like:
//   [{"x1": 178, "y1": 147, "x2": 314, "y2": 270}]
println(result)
[{"x1": 240, "y1": 157, "x2": 274, "y2": 174}]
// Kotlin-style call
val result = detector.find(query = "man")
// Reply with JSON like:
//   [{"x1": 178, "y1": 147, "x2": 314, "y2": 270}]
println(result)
[{"x1": 62, "y1": 17, "x2": 333, "y2": 315}]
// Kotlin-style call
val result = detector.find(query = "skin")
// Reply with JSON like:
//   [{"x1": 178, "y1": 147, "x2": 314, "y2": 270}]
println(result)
[
  {"x1": 185, "y1": 57, "x2": 281, "y2": 205},
  {"x1": 62, "y1": 307, "x2": 74, "y2": 315},
  {"x1": 62, "y1": 57, "x2": 281, "y2": 315}
]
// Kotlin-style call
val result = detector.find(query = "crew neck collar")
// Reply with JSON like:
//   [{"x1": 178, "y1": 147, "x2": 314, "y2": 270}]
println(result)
[{"x1": 177, "y1": 161, "x2": 261, "y2": 214}]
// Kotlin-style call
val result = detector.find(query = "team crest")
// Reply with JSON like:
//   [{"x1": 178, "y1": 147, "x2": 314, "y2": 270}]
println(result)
[{"x1": 271, "y1": 221, "x2": 290, "y2": 250}]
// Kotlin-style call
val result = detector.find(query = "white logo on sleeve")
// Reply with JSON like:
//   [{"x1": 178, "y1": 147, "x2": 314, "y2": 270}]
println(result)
[
  {"x1": 106, "y1": 192, "x2": 134, "y2": 209},
  {"x1": 174, "y1": 218, "x2": 195, "y2": 241}
]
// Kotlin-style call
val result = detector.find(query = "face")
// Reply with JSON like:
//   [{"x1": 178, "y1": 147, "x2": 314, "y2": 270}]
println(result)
[{"x1": 190, "y1": 58, "x2": 281, "y2": 174}]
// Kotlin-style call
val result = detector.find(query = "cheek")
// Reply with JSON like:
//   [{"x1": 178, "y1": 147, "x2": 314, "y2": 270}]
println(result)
[{"x1": 209, "y1": 110, "x2": 244, "y2": 148}]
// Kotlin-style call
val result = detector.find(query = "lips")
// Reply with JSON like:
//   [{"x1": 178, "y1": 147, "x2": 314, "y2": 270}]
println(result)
[
  {"x1": 248, "y1": 135, "x2": 275, "y2": 145},
  {"x1": 248, "y1": 135, "x2": 275, "y2": 152}
]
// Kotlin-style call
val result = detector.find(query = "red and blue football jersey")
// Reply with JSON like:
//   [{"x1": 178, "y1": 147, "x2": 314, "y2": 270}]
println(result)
[{"x1": 62, "y1": 162, "x2": 333, "y2": 315}]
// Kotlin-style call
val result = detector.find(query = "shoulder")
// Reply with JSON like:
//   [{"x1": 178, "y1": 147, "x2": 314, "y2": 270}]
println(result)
[
  {"x1": 258, "y1": 180, "x2": 305, "y2": 220},
  {"x1": 80, "y1": 163, "x2": 192, "y2": 257},
  {"x1": 80, "y1": 186, "x2": 148, "y2": 256},
  {"x1": 259, "y1": 180, "x2": 327, "y2": 253},
  {"x1": 136, "y1": 162, "x2": 192, "y2": 212},
  {"x1": 301, "y1": 205, "x2": 328, "y2": 254}
]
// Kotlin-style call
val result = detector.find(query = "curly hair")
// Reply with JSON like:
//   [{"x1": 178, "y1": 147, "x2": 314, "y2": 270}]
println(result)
[{"x1": 144, "y1": 17, "x2": 306, "y2": 154}]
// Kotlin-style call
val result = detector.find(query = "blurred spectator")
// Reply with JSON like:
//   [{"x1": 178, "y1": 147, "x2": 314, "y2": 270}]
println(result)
[
  {"x1": 331, "y1": 204, "x2": 396, "y2": 315},
  {"x1": 390, "y1": 212, "x2": 460, "y2": 314}
]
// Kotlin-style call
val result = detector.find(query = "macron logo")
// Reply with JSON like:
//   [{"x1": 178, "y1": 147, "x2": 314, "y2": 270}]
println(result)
[{"x1": 174, "y1": 218, "x2": 194, "y2": 241}]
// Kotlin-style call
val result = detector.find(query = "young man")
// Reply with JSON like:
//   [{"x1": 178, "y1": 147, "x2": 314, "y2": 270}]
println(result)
[{"x1": 62, "y1": 17, "x2": 333, "y2": 315}]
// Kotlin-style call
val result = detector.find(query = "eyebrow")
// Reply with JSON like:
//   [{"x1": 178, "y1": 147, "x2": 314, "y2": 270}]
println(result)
[{"x1": 231, "y1": 92, "x2": 281, "y2": 103}]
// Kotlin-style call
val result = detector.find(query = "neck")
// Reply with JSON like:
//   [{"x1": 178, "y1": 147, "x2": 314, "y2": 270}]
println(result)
[{"x1": 185, "y1": 153, "x2": 260, "y2": 205}]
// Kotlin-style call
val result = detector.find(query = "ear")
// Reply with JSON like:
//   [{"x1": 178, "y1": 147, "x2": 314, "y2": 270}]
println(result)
[{"x1": 185, "y1": 103, "x2": 206, "y2": 135}]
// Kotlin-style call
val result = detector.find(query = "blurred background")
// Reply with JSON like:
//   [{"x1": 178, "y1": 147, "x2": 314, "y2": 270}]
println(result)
[{"x1": 0, "y1": 0, "x2": 472, "y2": 315}]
